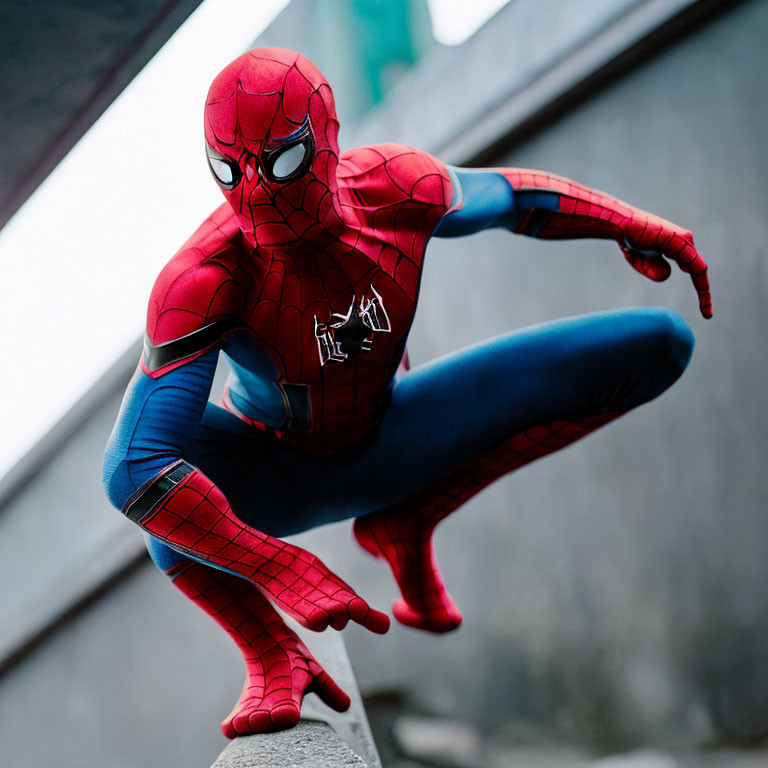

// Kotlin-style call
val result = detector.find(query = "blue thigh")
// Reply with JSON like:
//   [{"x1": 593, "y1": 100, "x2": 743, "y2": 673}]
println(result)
[
  {"x1": 184, "y1": 403, "x2": 352, "y2": 536},
  {"x1": 344, "y1": 307, "x2": 692, "y2": 514}
]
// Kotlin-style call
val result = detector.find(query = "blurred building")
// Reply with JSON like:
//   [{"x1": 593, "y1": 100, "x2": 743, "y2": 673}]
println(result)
[{"x1": 1, "y1": 1, "x2": 767, "y2": 766}]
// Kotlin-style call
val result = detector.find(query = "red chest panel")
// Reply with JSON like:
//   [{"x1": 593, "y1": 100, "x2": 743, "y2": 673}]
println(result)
[
  {"x1": 238, "y1": 240, "x2": 418, "y2": 451},
  {"x1": 145, "y1": 144, "x2": 452, "y2": 454}
]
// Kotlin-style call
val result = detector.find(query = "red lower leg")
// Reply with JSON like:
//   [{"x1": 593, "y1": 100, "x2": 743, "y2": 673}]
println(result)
[
  {"x1": 354, "y1": 411, "x2": 623, "y2": 632},
  {"x1": 169, "y1": 561, "x2": 350, "y2": 737}
]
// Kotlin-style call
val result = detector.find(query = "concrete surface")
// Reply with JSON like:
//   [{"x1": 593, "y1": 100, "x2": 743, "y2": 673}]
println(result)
[
  {"x1": 295, "y1": 617, "x2": 382, "y2": 767},
  {"x1": 211, "y1": 721, "x2": 367, "y2": 768}
]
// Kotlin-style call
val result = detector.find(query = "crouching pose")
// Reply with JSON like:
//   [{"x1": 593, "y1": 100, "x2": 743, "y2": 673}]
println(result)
[{"x1": 103, "y1": 48, "x2": 711, "y2": 737}]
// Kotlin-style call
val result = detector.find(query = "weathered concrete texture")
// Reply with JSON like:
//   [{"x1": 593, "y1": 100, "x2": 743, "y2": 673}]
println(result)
[
  {"x1": 294, "y1": 617, "x2": 381, "y2": 767},
  {"x1": 211, "y1": 721, "x2": 367, "y2": 768}
]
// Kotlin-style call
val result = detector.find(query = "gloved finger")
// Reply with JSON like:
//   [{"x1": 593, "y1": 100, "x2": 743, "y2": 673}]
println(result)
[
  {"x1": 671, "y1": 241, "x2": 713, "y2": 319},
  {"x1": 348, "y1": 596, "x2": 390, "y2": 634},
  {"x1": 622, "y1": 245, "x2": 672, "y2": 282},
  {"x1": 310, "y1": 667, "x2": 351, "y2": 712}
]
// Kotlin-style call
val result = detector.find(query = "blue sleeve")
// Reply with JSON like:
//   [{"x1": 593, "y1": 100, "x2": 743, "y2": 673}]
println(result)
[
  {"x1": 102, "y1": 350, "x2": 218, "y2": 509},
  {"x1": 433, "y1": 167, "x2": 560, "y2": 238}
]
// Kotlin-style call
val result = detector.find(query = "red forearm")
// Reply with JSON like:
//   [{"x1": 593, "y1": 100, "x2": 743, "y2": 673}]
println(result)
[
  {"x1": 499, "y1": 169, "x2": 636, "y2": 242},
  {"x1": 122, "y1": 460, "x2": 390, "y2": 633},
  {"x1": 123, "y1": 461, "x2": 275, "y2": 577}
]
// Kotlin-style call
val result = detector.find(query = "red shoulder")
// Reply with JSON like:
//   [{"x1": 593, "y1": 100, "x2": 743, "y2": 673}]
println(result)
[
  {"x1": 338, "y1": 145, "x2": 453, "y2": 278},
  {"x1": 144, "y1": 204, "x2": 251, "y2": 376},
  {"x1": 338, "y1": 143, "x2": 453, "y2": 210}
]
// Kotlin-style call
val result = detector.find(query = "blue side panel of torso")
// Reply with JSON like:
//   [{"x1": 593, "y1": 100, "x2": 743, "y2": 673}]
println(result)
[
  {"x1": 221, "y1": 331, "x2": 289, "y2": 427},
  {"x1": 102, "y1": 350, "x2": 218, "y2": 508}
]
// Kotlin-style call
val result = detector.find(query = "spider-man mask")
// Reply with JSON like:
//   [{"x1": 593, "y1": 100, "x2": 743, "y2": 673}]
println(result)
[{"x1": 204, "y1": 48, "x2": 341, "y2": 250}]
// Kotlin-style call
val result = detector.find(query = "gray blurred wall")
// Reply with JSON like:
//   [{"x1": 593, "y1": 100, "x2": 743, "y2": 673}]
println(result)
[
  {"x1": 1, "y1": 0, "x2": 766, "y2": 764},
  {"x1": 338, "y1": 0, "x2": 768, "y2": 750}
]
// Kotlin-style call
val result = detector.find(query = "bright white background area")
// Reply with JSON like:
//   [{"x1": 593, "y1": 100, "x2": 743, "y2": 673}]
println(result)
[
  {"x1": 0, "y1": 0, "x2": 511, "y2": 481},
  {"x1": 427, "y1": 0, "x2": 510, "y2": 45}
]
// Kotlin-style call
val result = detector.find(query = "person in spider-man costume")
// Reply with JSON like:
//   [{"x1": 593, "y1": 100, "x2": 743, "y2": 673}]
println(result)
[{"x1": 103, "y1": 48, "x2": 711, "y2": 737}]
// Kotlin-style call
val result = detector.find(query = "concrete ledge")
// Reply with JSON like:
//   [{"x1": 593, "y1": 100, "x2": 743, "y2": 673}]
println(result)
[
  {"x1": 212, "y1": 721, "x2": 368, "y2": 767},
  {"x1": 210, "y1": 619, "x2": 380, "y2": 768},
  {"x1": 293, "y1": 619, "x2": 381, "y2": 767}
]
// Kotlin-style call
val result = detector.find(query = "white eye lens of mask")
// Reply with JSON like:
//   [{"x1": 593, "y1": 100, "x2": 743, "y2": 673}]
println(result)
[
  {"x1": 271, "y1": 144, "x2": 306, "y2": 179},
  {"x1": 209, "y1": 156, "x2": 234, "y2": 185}
]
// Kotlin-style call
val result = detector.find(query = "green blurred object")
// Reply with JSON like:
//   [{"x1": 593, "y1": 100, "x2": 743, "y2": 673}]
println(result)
[
  {"x1": 255, "y1": 0, "x2": 437, "y2": 124},
  {"x1": 351, "y1": 0, "x2": 436, "y2": 107}
]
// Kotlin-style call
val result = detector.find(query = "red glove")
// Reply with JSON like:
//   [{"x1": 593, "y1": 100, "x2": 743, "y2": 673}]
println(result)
[{"x1": 622, "y1": 209, "x2": 712, "y2": 318}]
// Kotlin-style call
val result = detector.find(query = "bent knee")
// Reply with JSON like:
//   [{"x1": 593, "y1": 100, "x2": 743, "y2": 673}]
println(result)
[
  {"x1": 643, "y1": 307, "x2": 694, "y2": 380},
  {"x1": 616, "y1": 307, "x2": 694, "y2": 409}
]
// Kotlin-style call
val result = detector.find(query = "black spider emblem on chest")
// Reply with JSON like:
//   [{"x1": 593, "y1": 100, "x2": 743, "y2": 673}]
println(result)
[{"x1": 314, "y1": 285, "x2": 391, "y2": 366}]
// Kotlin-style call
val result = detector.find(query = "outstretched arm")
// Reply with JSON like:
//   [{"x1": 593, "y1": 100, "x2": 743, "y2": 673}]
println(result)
[{"x1": 434, "y1": 167, "x2": 712, "y2": 318}]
